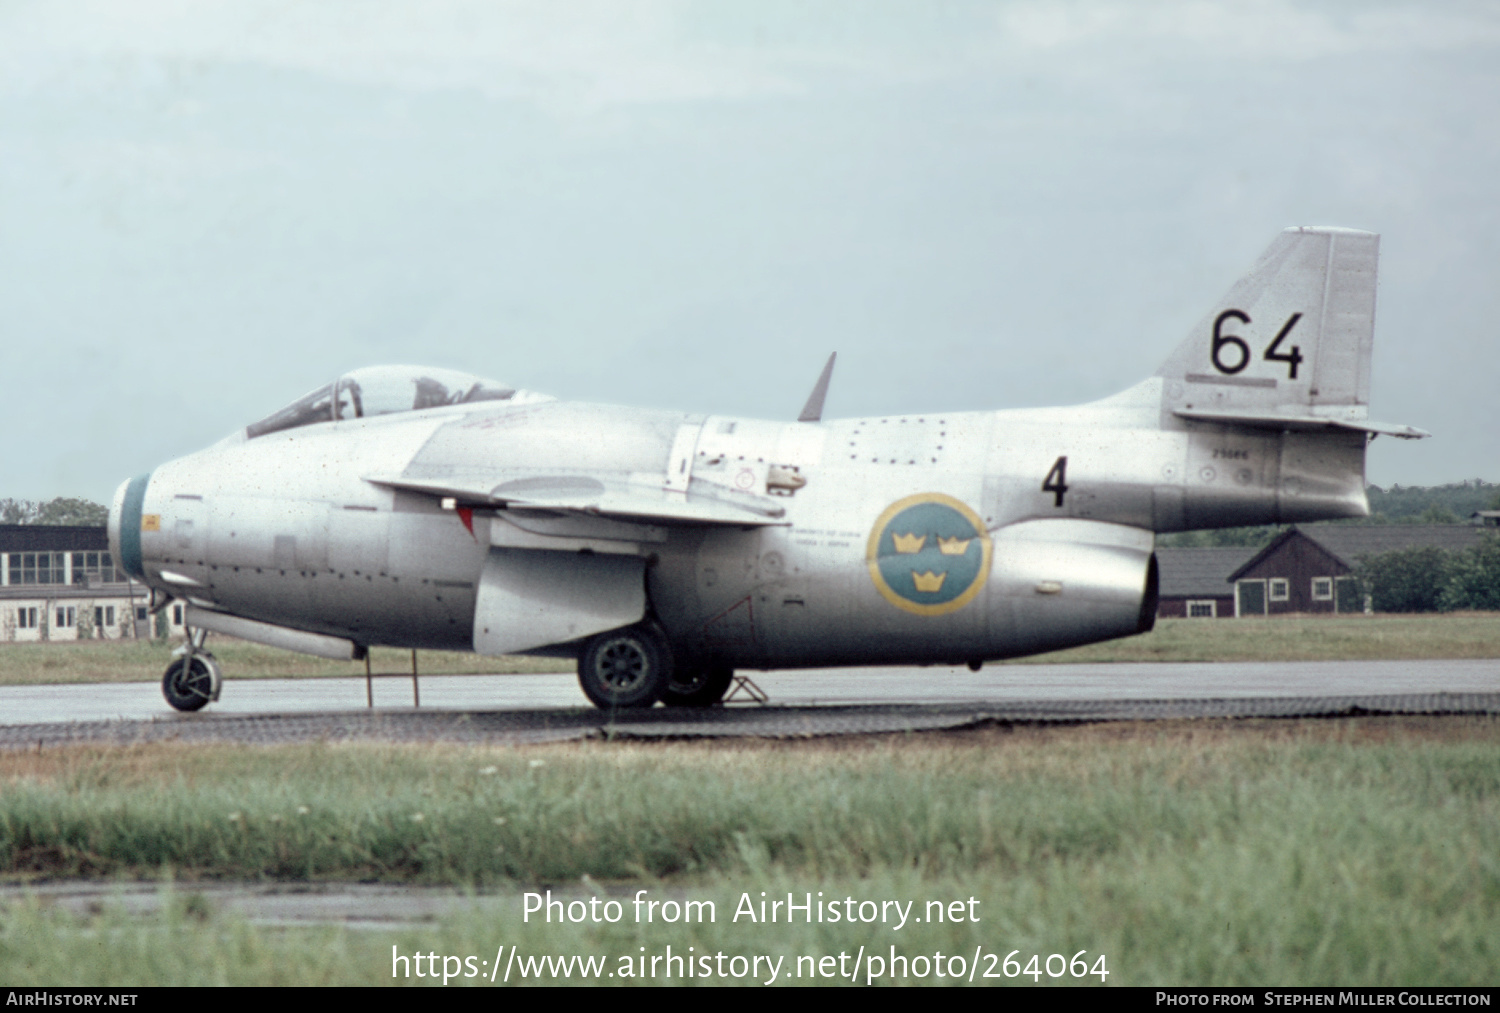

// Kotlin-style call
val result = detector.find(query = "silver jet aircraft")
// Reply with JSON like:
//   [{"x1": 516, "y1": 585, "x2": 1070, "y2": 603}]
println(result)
[{"x1": 109, "y1": 227, "x2": 1425, "y2": 711}]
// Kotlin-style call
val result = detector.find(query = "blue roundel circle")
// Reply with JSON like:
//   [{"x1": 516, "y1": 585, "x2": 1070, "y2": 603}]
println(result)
[{"x1": 866, "y1": 493, "x2": 992, "y2": 616}]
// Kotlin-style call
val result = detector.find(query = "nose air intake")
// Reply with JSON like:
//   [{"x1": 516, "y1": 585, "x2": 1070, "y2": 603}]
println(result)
[{"x1": 110, "y1": 473, "x2": 152, "y2": 582}]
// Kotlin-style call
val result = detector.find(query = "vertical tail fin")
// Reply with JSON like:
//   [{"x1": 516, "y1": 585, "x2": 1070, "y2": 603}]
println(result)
[
  {"x1": 1159, "y1": 226, "x2": 1377, "y2": 419},
  {"x1": 1155, "y1": 226, "x2": 1425, "y2": 438}
]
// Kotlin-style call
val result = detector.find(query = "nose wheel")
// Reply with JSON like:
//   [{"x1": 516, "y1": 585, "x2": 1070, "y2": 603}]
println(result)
[{"x1": 162, "y1": 626, "x2": 222, "y2": 712}]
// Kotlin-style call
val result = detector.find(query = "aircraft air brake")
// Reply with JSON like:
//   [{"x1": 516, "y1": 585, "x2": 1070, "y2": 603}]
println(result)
[{"x1": 108, "y1": 228, "x2": 1425, "y2": 711}]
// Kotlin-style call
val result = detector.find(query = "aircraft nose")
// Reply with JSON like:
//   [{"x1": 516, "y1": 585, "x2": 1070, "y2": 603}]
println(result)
[{"x1": 108, "y1": 472, "x2": 154, "y2": 582}]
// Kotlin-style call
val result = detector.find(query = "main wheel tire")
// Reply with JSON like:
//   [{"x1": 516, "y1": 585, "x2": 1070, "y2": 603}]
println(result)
[
  {"x1": 660, "y1": 663, "x2": 733, "y2": 708},
  {"x1": 162, "y1": 655, "x2": 218, "y2": 712},
  {"x1": 577, "y1": 624, "x2": 672, "y2": 709}
]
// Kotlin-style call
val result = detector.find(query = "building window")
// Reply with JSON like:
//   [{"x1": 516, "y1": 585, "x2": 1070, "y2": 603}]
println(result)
[
  {"x1": 55, "y1": 607, "x2": 76, "y2": 628},
  {"x1": 1311, "y1": 577, "x2": 1333, "y2": 601},
  {"x1": 71, "y1": 552, "x2": 121, "y2": 585},
  {"x1": 1187, "y1": 600, "x2": 1217, "y2": 618},
  {"x1": 136, "y1": 606, "x2": 148, "y2": 621},
  {"x1": 6, "y1": 552, "x2": 68, "y2": 586},
  {"x1": 1269, "y1": 579, "x2": 1289, "y2": 601},
  {"x1": 172, "y1": 604, "x2": 184, "y2": 626},
  {"x1": 16, "y1": 607, "x2": 37, "y2": 629},
  {"x1": 94, "y1": 606, "x2": 116, "y2": 630}
]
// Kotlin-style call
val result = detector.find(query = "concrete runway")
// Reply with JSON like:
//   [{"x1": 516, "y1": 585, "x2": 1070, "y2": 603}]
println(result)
[{"x1": 2, "y1": 659, "x2": 1497, "y2": 727}]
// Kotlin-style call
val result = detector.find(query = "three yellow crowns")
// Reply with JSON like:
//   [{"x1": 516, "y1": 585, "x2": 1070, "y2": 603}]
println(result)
[{"x1": 890, "y1": 532, "x2": 969, "y2": 594}]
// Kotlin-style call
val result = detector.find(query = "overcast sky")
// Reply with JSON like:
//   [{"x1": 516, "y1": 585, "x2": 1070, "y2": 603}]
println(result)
[{"x1": 2, "y1": 1, "x2": 1496, "y2": 504}]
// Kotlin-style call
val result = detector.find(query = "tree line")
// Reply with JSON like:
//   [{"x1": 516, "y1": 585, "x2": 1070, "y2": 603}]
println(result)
[
  {"x1": 1355, "y1": 537, "x2": 1500, "y2": 612},
  {"x1": 0, "y1": 498, "x2": 110, "y2": 526}
]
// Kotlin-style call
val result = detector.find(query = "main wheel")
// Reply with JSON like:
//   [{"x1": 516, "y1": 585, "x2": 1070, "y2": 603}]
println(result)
[
  {"x1": 660, "y1": 663, "x2": 733, "y2": 707},
  {"x1": 577, "y1": 624, "x2": 672, "y2": 709},
  {"x1": 162, "y1": 655, "x2": 220, "y2": 712}
]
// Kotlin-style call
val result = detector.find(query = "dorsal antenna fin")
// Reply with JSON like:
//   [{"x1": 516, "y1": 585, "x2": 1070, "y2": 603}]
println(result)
[{"x1": 797, "y1": 352, "x2": 837, "y2": 422}]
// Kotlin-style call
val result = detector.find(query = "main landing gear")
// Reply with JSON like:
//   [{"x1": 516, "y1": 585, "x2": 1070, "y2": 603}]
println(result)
[
  {"x1": 162, "y1": 626, "x2": 222, "y2": 712},
  {"x1": 575, "y1": 623, "x2": 735, "y2": 709},
  {"x1": 577, "y1": 623, "x2": 672, "y2": 709},
  {"x1": 661, "y1": 662, "x2": 734, "y2": 708}
]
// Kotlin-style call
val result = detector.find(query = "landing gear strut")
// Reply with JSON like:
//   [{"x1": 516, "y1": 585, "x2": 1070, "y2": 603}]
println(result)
[{"x1": 162, "y1": 626, "x2": 222, "y2": 712}]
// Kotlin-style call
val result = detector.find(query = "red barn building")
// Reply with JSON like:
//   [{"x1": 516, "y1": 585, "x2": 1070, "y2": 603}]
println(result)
[{"x1": 1226, "y1": 524, "x2": 1489, "y2": 616}]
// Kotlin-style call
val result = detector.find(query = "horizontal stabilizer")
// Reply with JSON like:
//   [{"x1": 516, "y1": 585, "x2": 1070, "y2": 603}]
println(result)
[{"x1": 1173, "y1": 408, "x2": 1430, "y2": 439}]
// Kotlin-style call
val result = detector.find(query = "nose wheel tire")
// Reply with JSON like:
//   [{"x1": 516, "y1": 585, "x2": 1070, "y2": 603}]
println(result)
[
  {"x1": 661, "y1": 663, "x2": 734, "y2": 707},
  {"x1": 162, "y1": 655, "x2": 221, "y2": 712},
  {"x1": 577, "y1": 624, "x2": 672, "y2": 709}
]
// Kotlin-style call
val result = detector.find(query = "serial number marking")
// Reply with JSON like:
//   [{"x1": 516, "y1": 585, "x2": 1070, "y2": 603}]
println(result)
[
  {"x1": 1211, "y1": 448, "x2": 1250, "y2": 460},
  {"x1": 1212, "y1": 309, "x2": 1304, "y2": 378}
]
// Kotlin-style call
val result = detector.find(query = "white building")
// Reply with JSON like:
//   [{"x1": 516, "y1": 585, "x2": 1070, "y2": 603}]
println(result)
[{"x1": 1, "y1": 524, "x2": 187, "y2": 642}]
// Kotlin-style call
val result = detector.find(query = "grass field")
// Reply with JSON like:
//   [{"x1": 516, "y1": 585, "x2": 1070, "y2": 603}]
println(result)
[
  {"x1": 1018, "y1": 611, "x2": 1500, "y2": 664},
  {"x1": 0, "y1": 718, "x2": 1496, "y2": 985},
  {"x1": 1, "y1": 612, "x2": 1497, "y2": 687},
  {"x1": 0, "y1": 639, "x2": 568, "y2": 686}
]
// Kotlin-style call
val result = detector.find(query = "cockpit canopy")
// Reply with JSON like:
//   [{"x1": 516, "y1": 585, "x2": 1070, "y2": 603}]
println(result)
[{"x1": 246, "y1": 365, "x2": 550, "y2": 440}]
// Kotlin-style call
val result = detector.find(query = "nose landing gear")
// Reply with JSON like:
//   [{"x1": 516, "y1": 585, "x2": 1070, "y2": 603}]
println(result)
[{"x1": 162, "y1": 626, "x2": 222, "y2": 712}]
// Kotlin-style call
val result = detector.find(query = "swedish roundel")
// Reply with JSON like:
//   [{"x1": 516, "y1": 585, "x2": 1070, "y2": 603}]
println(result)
[{"x1": 866, "y1": 493, "x2": 992, "y2": 616}]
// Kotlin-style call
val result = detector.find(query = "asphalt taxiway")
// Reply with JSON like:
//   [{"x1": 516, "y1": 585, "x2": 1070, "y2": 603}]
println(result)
[{"x1": 0, "y1": 660, "x2": 1495, "y2": 748}]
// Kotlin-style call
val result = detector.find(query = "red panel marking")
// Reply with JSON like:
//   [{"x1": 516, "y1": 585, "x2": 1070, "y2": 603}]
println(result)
[{"x1": 702, "y1": 595, "x2": 756, "y2": 647}]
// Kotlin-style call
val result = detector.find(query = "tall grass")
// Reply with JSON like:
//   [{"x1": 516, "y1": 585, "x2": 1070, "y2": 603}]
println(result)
[
  {"x1": 1, "y1": 719, "x2": 1495, "y2": 985},
  {"x1": 0, "y1": 721, "x2": 1494, "y2": 884}
]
